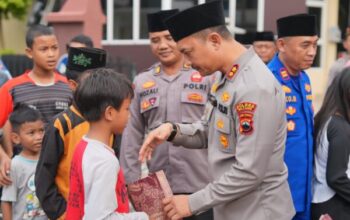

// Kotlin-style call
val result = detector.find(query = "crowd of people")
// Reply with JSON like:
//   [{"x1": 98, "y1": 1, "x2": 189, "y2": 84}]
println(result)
[{"x1": 0, "y1": 0, "x2": 349, "y2": 220}]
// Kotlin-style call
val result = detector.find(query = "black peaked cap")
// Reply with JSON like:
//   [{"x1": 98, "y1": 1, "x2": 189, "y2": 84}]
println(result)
[
  {"x1": 254, "y1": 31, "x2": 275, "y2": 42},
  {"x1": 165, "y1": 1, "x2": 225, "y2": 42},
  {"x1": 277, "y1": 14, "x2": 318, "y2": 38},
  {"x1": 147, "y1": 9, "x2": 179, "y2": 32}
]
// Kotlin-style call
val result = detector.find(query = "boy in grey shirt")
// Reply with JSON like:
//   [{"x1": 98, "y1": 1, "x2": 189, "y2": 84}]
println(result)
[{"x1": 1, "y1": 104, "x2": 47, "y2": 220}]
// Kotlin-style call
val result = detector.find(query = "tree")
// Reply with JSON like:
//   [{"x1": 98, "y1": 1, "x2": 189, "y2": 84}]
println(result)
[{"x1": 0, "y1": 0, "x2": 31, "y2": 49}]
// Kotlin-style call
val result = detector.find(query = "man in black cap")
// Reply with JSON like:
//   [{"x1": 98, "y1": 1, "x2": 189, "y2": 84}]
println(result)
[
  {"x1": 138, "y1": 1, "x2": 294, "y2": 220},
  {"x1": 253, "y1": 31, "x2": 276, "y2": 63},
  {"x1": 267, "y1": 14, "x2": 318, "y2": 220},
  {"x1": 120, "y1": 9, "x2": 214, "y2": 220},
  {"x1": 35, "y1": 47, "x2": 107, "y2": 220}
]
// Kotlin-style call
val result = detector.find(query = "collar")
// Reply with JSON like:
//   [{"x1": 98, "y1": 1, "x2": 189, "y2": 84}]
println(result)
[
  {"x1": 225, "y1": 47, "x2": 256, "y2": 81},
  {"x1": 70, "y1": 105, "x2": 84, "y2": 119},
  {"x1": 270, "y1": 53, "x2": 305, "y2": 82}
]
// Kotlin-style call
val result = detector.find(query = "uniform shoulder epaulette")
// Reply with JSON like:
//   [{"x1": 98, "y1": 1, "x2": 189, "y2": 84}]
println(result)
[{"x1": 183, "y1": 62, "x2": 192, "y2": 70}]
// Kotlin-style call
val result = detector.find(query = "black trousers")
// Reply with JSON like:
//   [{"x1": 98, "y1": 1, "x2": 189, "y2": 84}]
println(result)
[{"x1": 311, "y1": 194, "x2": 350, "y2": 220}]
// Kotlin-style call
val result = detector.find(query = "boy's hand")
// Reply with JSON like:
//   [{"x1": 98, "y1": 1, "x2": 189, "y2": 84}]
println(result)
[
  {"x1": 163, "y1": 195, "x2": 191, "y2": 220},
  {"x1": 139, "y1": 123, "x2": 173, "y2": 162},
  {"x1": 0, "y1": 152, "x2": 12, "y2": 186}
]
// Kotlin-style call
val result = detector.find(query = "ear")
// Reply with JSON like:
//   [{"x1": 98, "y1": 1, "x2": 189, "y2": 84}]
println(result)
[
  {"x1": 25, "y1": 47, "x2": 33, "y2": 59},
  {"x1": 207, "y1": 32, "x2": 222, "y2": 50},
  {"x1": 276, "y1": 38, "x2": 285, "y2": 53},
  {"x1": 11, "y1": 132, "x2": 21, "y2": 145},
  {"x1": 104, "y1": 106, "x2": 115, "y2": 122},
  {"x1": 68, "y1": 79, "x2": 78, "y2": 91}
]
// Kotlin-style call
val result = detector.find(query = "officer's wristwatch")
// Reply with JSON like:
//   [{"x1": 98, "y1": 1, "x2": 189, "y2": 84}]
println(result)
[{"x1": 166, "y1": 122, "x2": 178, "y2": 142}]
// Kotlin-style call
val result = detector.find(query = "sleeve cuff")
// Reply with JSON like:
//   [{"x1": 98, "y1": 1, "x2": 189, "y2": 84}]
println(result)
[
  {"x1": 188, "y1": 188, "x2": 208, "y2": 215},
  {"x1": 172, "y1": 123, "x2": 196, "y2": 146}
]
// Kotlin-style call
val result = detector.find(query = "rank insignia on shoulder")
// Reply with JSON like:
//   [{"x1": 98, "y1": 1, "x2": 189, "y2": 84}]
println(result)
[
  {"x1": 235, "y1": 102, "x2": 257, "y2": 135},
  {"x1": 221, "y1": 91, "x2": 230, "y2": 103},
  {"x1": 154, "y1": 65, "x2": 161, "y2": 74},
  {"x1": 226, "y1": 64, "x2": 239, "y2": 80},
  {"x1": 142, "y1": 81, "x2": 156, "y2": 89},
  {"x1": 305, "y1": 84, "x2": 311, "y2": 93},
  {"x1": 191, "y1": 72, "x2": 203, "y2": 82},
  {"x1": 286, "y1": 106, "x2": 296, "y2": 116},
  {"x1": 183, "y1": 63, "x2": 191, "y2": 69},
  {"x1": 280, "y1": 68, "x2": 290, "y2": 81},
  {"x1": 282, "y1": 85, "x2": 292, "y2": 93},
  {"x1": 220, "y1": 134, "x2": 229, "y2": 148},
  {"x1": 187, "y1": 93, "x2": 203, "y2": 102},
  {"x1": 287, "y1": 120, "x2": 296, "y2": 131}
]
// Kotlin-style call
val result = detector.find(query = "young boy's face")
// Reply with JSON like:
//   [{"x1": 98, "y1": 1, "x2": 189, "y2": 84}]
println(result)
[
  {"x1": 11, "y1": 120, "x2": 45, "y2": 154},
  {"x1": 111, "y1": 98, "x2": 131, "y2": 135},
  {"x1": 26, "y1": 35, "x2": 59, "y2": 72}
]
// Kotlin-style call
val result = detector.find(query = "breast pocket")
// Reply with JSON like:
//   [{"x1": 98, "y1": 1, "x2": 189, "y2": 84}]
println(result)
[
  {"x1": 214, "y1": 111, "x2": 236, "y2": 154},
  {"x1": 180, "y1": 91, "x2": 208, "y2": 123},
  {"x1": 140, "y1": 95, "x2": 163, "y2": 130}
]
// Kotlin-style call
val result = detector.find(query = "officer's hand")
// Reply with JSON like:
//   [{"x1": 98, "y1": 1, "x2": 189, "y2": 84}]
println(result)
[
  {"x1": 163, "y1": 195, "x2": 192, "y2": 220},
  {"x1": 0, "y1": 152, "x2": 12, "y2": 186},
  {"x1": 139, "y1": 123, "x2": 173, "y2": 162}
]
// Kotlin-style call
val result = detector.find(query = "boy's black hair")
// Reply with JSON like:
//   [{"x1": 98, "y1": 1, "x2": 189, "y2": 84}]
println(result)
[
  {"x1": 26, "y1": 25, "x2": 55, "y2": 48},
  {"x1": 67, "y1": 34, "x2": 94, "y2": 49},
  {"x1": 74, "y1": 68, "x2": 134, "y2": 122},
  {"x1": 9, "y1": 104, "x2": 43, "y2": 133}
]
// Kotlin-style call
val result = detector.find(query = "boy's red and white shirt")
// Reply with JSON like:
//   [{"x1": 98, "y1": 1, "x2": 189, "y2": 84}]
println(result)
[{"x1": 66, "y1": 136, "x2": 148, "y2": 220}]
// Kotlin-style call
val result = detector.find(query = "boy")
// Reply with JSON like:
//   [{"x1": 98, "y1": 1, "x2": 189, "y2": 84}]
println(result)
[
  {"x1": 1, "y1": 104, "x2": 47, "y2": 220},
  {"x1": 57, "y1": 34, "x2": 94, "y2": 74},
  {"x1": 66, "y1": 68, "x2": 148, "y2": 219},
  {"x1": 35, "y1": 47, "x2": 107, "y2": 220},
  {"x1": 0, "y1": 24, "x2": 72, "y2": 160}
]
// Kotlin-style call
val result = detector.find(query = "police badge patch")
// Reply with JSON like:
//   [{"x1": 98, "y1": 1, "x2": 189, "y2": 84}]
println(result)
[{"x1": 235, "y1": 102, "x2": 257, "y2": 135}]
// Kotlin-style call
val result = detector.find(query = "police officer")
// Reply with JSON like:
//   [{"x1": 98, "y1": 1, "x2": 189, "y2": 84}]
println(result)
[
  {"x1": 252, "y1": 31, "x2": 276, "y2": 63},
  {"x1": 139, "y1": 1, "x2": 294, "y2": 220},
  {"x1": 119, "y1": 9, "x2": 214, "y2": 220},
  {"x1": 267, "y1": 14, "x2": 318, "y2": 220}
]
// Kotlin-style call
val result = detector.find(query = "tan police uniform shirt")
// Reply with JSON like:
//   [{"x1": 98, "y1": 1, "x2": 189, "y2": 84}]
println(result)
[
  {"x1": 120, "y1": 63, "x2": 214, "y2": 193},
  {"x1": 171, "y1": 48, "x2": 295, "y2": 220}
]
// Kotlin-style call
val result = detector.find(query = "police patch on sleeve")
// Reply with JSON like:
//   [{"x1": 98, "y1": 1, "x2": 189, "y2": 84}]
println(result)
[{"x1": 235, "y1": 102, "x2": 257, "y2": 135}]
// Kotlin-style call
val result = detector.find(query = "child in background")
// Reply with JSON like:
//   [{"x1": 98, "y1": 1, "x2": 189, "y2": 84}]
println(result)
[
  {"x1": 0, "y1": 24, "x2": 72, "y2": 165},
  {"x1": 66, "y1": 68, "x2": 148, "y2": 220},
  {"x1": 1, "y1": 104, "x2": 47, "y2": 220}
]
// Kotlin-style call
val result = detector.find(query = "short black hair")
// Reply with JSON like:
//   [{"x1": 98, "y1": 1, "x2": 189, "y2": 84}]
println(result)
[
  {"x1": 194, "y1": 25, "x2": 232, "y2": 41},
  {"x1": 9, "y1": 104, "x2": 43, "y2": 133},
  {"x1": 68, "y1": 34, "x2": 94, "y2": 49},
  {"x1": 66, "y1": 69, "x2": 84, "y2": 82},
  {"x1": 74, "y1": 68, "x2": 134, "y2": 122},
  {"x1": 26, "y1": 25, "x2": 55, "y2": 48}
]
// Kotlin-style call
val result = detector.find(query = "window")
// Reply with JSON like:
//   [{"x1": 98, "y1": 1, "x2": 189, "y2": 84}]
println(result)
[
  {"x1": 306, "y1": 0, "x2": 326, "y2": 68},
  {"x1": 102, "y1": 0, "x2": 264, "y2": 45}
]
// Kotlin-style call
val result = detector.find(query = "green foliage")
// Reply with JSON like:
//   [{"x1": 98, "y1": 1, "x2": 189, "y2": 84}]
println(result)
[
  {"x1": 0, "y1": 49, "x2": 16, "y2": 55},
  {"x1": 0, "y1": 0, "x2": 31, "y2": 20}
]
